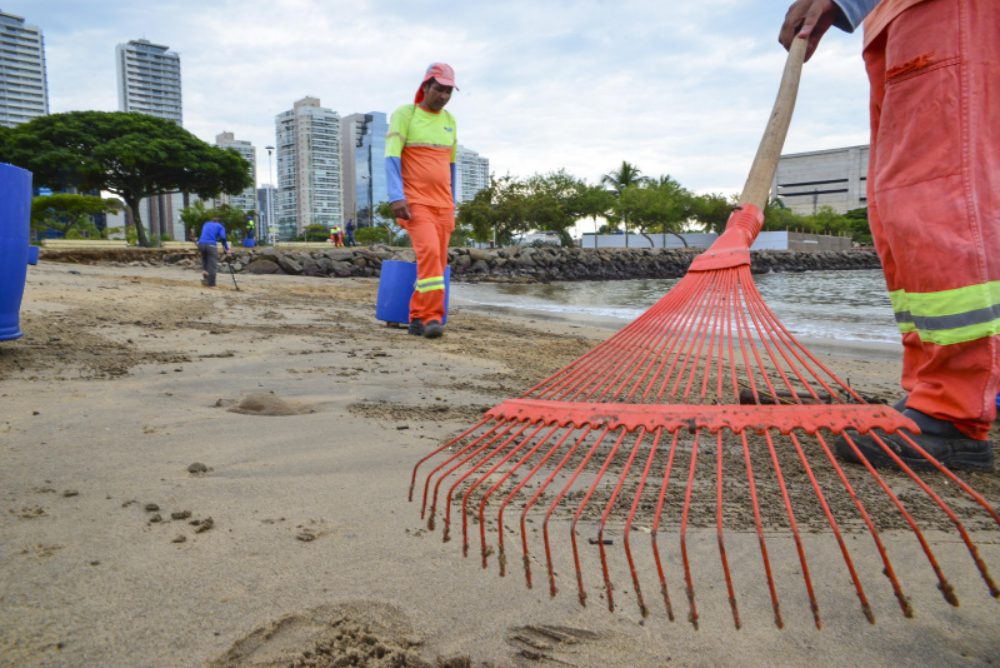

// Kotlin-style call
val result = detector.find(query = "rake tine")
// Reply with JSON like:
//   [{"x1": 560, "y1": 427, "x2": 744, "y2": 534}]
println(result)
[
  {"x1": 542, "y1": 427, "x2": 613, "y2": 600},
  {"x1": 763, "y1": 429, "x2": 822, "y2": 628},
  {"x1": 808, "y1": 431, "x2": 898, "y2": 621},
  {"x1": 737, "y1": 429, "x2": 784, "y2": 629},
  {"x1": 569, "y1": 428, "x2": 632, "y2": 608},
  {"x1": 838, "y1": 431, "x2": 959, "y2": 606},
  {"x1": 679, "y1": 428, "x2": 702, "y2": 629},
  {"x1": 427, "y1": 423, "x2": 517, "y2": 533},
  {"x1": 410, "y1": 417, "x2": 490, "y2": 503},
  {"x1": 650, "y1": 430, "x2": 682, "y2": 622},
  {"x1": 494, "y1": 427, "x2": 577, "y2": 578},
  {"x1": 444, "y1": 423, "x2": 533, "y2": 548},
  {"x1": 463, "y1": 422, "x2": 552, "y2": 566},
  {"x1": 420, "y1": 421, "x2": 506, "y2": 520},
  {"x1": 596, "y1": 428, "x2": 650, "y2": 613},
  {"x1": 624, "y1": 428, "x2": 666, "y2": 619},
  {"x1": 714, "y1": 430, "x2": 742, "y2": 630},
  {"x1": 520, "y1": 426, "x2": 595, "y2": 590}
]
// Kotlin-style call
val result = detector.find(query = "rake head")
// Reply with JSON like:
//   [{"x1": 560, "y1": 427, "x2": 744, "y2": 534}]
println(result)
[{"x1": 409, "y1": 204, "x2": 999, "y2": 629}]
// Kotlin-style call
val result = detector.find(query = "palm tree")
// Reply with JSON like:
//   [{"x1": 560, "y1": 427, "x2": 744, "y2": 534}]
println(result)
[{"x1": 601, "y1": 161, "x2": 649, "y2": 247}]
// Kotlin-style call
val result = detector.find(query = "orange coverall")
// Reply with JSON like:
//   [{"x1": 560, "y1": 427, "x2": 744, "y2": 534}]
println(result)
[
  {"x1": 385, "y1": 104, "x2": 457, "y2": 326},
  {"x1": 863, "y1": 0, "x2": 999, "y2": 439}
]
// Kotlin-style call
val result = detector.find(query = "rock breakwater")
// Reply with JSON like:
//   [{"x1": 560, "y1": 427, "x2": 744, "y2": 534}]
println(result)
[{"x1": 42, "y1": 245, "x2": 883, "y2": 283}]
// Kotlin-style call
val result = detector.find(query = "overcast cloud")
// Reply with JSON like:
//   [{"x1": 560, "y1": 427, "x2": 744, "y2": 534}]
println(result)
[{"x1": 9, "y1": 0, "x2": 869, "y2": 195}]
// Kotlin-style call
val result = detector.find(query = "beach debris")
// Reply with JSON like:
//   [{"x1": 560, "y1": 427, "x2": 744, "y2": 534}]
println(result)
[
  {"x1": 171, "y1": 510, "x2": 192, "y2": 520},
  {"x1": 171, "y1": 535, "x2": 187, "y2": 544},
  {"x1": 187, "y1": 462, "x2": 209, "y2": 475},
  {"x1": 61, "y1": 490, "x2": 79, "y2": 497},
  {"x1": 193, "y1": 517, "x2": 214, "y2": 533},
  {"x1": 409, "y1": 39, "x2": 999, "y2": 630},
  {"x1": 296, "y1": 530, "x2": 316, "y2": 542},
  {"x1": 144, "y1": 503, "x2": 159, "y2": 512}
]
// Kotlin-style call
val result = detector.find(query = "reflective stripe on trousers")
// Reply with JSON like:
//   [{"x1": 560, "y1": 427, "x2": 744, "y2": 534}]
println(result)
[{"x1": 865, "y1": 0, "x2": 1000, "y2": 438}]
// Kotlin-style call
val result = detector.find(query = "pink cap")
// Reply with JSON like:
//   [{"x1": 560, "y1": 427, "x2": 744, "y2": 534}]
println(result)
[{"x1": 414, "y1": 62, "x2": 458, "y2": 104}]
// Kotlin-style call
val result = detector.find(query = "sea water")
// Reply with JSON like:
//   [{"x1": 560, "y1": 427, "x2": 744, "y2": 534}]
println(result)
[{"x1": 453, "y1": 269, "x2": 899, "y2": 345}]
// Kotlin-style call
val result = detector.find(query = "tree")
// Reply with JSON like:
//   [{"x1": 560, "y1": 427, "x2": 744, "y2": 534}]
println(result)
[
  {"x1": 615, "y1": 176, "x2": 692, "y2": 246},
  {"x1": 180, "y1": 201, "x2": 251, "y2": 241},
  {"x1": 31, "y1": 194, "x2": 120, "y2": 239},
  {"x1": 600, "y1": 161, "x2": 651, "y2": 245},
  {"x1": 690, "y1": 193, "x2": 737, "y2": 234},
  {"x1": 0, "y1": 111, "x2": 252, "y2": 247}
]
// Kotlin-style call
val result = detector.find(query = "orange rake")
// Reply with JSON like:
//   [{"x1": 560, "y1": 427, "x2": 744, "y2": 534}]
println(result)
[{"x1": 409, "y1": 40, "x2": 999, "y2": 629}]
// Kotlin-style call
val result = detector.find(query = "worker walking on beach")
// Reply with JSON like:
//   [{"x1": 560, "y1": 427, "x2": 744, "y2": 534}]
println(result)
[
  {"x1": 197, "y1": 218, "x2": 231, "y2": 288},
  {"x1": 780, "y1": 0, "x2": 998, "y2": 471},
  {"x1": 385, "y1": 62, "x2": 459, "y2": 339}
]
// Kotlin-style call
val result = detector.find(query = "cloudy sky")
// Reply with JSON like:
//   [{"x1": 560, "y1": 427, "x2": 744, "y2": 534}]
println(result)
[{"x1": 10, "y1": 0, "x2": 870, "y2": 196}]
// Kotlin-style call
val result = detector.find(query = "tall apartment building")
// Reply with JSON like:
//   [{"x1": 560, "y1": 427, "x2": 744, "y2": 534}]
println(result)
[
  {"x1": 215, "y1": 131, "x2": 257, "y2": 213},
  {"x1": 0, "y1": 11, "x2": 49, "y2": 128},
  {"x1": 275, "y1": 96, "x2": 342, "y2": 240},
  {"x1": 257, "y1": 185, "x2": 276, "y2": 242},
  {"x1": 116, "y1": 39, "x2": 182, "y2": 123},
  {"x1": 115, "y1": 39, "x2": 184, "y2": 240},
  {"x1": 455, "y1": 145, "x2": 490, "y2": 203},
  {"x1": 340, "y1": 111, "x2": 388, "y2": 229},
  {"x1": 772, "y1": 145, "x2": 869, "y2": 215}
]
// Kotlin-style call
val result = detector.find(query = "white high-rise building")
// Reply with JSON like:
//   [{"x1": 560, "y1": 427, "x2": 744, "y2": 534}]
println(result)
[
  {"x1": 456, "y1": 145, "x2": 490, "y2": 203},
  {"x1": 0, "y1": 11, "x2": 49, "y2": 128},
  {"x1": 116, "y1": 39, "x2": 182, "y2": 124},
  {"x1": 275, "y1": 96, "x2": 342, "y2": 240},
  {"x1": 215, "y1": 131, "x2": 256, "y2": 214},
  {"x1": 115, "y1": 39, "x2": 184, "y2": 240}
]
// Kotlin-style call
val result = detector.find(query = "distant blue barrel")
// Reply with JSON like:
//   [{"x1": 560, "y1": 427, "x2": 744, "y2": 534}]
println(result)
[
  {"x1": 27, "y1": 245, "x2": 39, "y2": 265},
  {"x1": 0, "y1": 163, "x2": 32, "y2": 341},
  {"x1": 376, "y1": 260, "x2": 450, "y2": 325},
  {"x1": 243, "y1": 238, "x2": 256, "y2": 248}
]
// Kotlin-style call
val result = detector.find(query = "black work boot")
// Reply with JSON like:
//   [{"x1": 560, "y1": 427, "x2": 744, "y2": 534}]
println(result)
[
  {"x1": 835, "y1": 408, "x2": 994, "y2": 472},
  {"x1": 423, "y1": 320, "x2": 444, "y2": 339},
  {"x1": 408, "y1": 319, "x2": 425, "y2": 336}
]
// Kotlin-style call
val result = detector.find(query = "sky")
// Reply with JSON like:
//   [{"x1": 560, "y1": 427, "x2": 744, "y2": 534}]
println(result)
[{"x1": 7, "y1": 0, "x2": 870, "y2": 198}]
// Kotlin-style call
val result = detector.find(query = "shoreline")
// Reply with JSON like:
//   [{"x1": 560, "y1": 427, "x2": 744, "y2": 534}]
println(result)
[{"x1": 1, "y1": 262, "x2": 996, "y2": 667}]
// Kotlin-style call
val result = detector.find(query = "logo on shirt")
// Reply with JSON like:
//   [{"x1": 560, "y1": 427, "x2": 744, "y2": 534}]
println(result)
[{"x1": 444, "y1": 127, "x2": 453, "y2": 133}]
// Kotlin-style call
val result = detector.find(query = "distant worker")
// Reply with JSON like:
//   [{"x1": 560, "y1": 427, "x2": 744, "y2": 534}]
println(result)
[
  {"x1": 330, "y1": 224, "x2": 344, "y2": 247},
  {"x1": 246, "y1": 218, "x2": 255, "y2": 240},
  {"x1": 780, "y1": 0, "x2": 998, "y2": 471},
  {"x1": 197, "y1": 219, "x2": 230, "y2": 288},
  {"x1": 385, "y1": 62, "x2": 459, "y2": 339},
  {"x1": 345, "y1": 219, "x2": 357, "y2": 247}
]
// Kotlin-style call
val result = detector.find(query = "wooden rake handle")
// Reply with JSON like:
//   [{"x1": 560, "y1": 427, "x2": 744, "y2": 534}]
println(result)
[{"x1": 739, "y1": 38, "x2": 808, "y2": 209}]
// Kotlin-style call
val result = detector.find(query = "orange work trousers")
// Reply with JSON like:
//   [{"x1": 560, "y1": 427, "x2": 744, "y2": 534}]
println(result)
[
  {"x1": 399, "y1": 203, "x2": 454, "y2": 325},
  {"x1": 865, "y1": 0, "x2": 1000, "y2": 439}
]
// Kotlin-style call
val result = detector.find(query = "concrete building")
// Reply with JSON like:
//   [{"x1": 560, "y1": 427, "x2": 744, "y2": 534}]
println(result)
[
  {"x1": 116, "y1": 39, "x2": 182, "y2": 124},
  {"x1": 340, "y1": 111, "x2": 388, "y2": 229},
  {"x1": 214, "y1": 131, "x2": 257, "y2": 214},
  {"x1": 275, "y1": 96, "x2": 342, "y2": 240},
  {"x1": 456, "y1": 145, "x2": 489, "y2": 203},
  {"x1": 116, "y1": 38, "x2": 185, "y2": 240},
  {"x1": 0, "y1": 11, "x2": 49, "y2": 128},
  {"x1": 772, "y1": 145, "x2": 869, "y2": 215},
  {"x1": 256, "y1": 185, "x2": 276, "y2": 242}
]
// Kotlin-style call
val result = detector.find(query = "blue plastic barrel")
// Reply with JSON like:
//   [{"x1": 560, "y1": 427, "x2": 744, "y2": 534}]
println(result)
[
  {"x1": 27, "y1": 245, "x2": 39, "y2": 265},
  {"x1": 0, "y1": 163, "x2": 32, "y2": 341},
  {"x1": 376, "y1": 260, "x2": 450, "y2": 325},
  {"x1": 243, "y1": 238, "x2": 256, "y2": 248}
]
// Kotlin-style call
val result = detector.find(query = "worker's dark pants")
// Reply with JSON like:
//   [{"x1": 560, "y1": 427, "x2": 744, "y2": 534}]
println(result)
[{"x1": 199, "y1": 243, "x2": 218, "y2": 286}]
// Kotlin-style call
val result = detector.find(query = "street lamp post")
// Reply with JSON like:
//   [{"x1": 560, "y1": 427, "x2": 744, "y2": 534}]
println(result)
[{"x1": 265, "y1": 145, "x2": 276, "y2": 245}]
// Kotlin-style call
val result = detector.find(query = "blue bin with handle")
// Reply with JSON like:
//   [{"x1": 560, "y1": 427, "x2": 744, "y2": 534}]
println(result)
[
  {"x1": 376, "y1": 260, "x2": 450, "y2": 326},
  {"x1": 0, "y1": 163, "x2": 32, "y2": 341}
]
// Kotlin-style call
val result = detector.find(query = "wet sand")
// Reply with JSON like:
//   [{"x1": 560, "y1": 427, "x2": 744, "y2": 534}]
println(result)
[{"x1": 1, "y1": 262, "x2": 997, "y2": 667}]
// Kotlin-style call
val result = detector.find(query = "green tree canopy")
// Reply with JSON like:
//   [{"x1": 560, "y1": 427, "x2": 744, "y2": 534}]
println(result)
[
  {"x1": 31, "y1": 193, "x2": 120, "y2": 239},
  {"x1": 0, "y1": 111, "x2": 252, "y2": 247},
  {"x1": 180, "y1": 201, "x2": 250, "y2": 241}
]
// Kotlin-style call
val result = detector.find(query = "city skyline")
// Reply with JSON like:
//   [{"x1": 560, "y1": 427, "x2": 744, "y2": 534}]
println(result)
[{"x1": 5, "y1": 1, "x2": 871, "y2": 199}]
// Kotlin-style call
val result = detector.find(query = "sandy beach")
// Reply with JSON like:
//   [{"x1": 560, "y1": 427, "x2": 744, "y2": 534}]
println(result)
[{"x1": 1, "y1": 260, "x2": 997, "y2": 667}]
